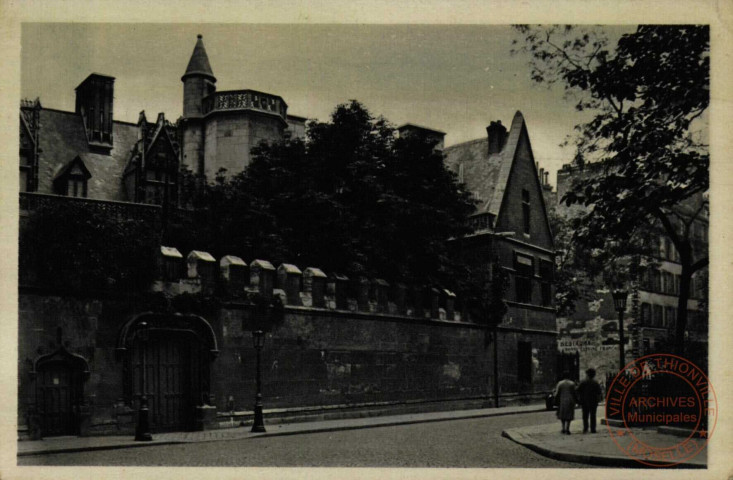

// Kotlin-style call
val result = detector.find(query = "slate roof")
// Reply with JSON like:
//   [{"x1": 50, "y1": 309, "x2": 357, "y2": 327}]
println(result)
[
  {"x1": 182, "y1": 35, "x2": 216, "y2": 81},
  {"x1": 444, "y1": 111, "x2": 526, "y2": 218},
  {"x1": 37, "y1": 109, "x2": 138, "y2": 201}
]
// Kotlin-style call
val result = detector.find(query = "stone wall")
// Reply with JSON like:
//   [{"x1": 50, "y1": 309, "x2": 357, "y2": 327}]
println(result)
[{"x1": 18, "y1": 247, "x2": 556, "y2": 436}]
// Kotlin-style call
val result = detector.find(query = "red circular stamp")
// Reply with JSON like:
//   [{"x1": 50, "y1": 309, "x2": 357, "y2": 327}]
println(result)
[{"x1": 604, "y1": 353, "x2": 716, "y2": 467}]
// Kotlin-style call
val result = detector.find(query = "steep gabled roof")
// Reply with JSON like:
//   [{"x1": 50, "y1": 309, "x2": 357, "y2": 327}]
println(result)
[
  {"x1": 444, "y1": 137, "x2": 504, "y2": 215},
  {"x1": 444, "y1": 112, "x2": 531, "y2": 217},
  {"x1": 52, "y1": 154, "x2": 92, "y2": 182},
  {"x1": 490, "y1": 111, "x2": 526, "y2": 217},
  {"x1": 182, "y1": 35, "x2": 216, "y2": 82},
  {"x1": 144, "y1": 114, "x2": 178, "y2": 160},
  {"x1": 36, "y1": 109, "x2": 138, "y2": 200},
  {"x1": 443, "y1": 111, "x2": 551, "y2": 237}
]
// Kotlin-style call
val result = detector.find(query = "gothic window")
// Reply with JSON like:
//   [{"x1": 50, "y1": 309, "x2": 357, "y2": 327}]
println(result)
[
  {"x1": 653, "y1": 305, "x2": 664, "y2": 327},
  {"x1": 663, "y1": 272, "x2": 674, "y2": 294},
  {"x1": 521, "y1": 189, "x2": 530, "y2": 235},
  {"x1": 20, "y1": 168, "x2": 28, "y2": 193},
  {"x1": 68, "y1": 176, "x2": 87, "y2": 198},
  {"x1": 539, "y1": 259, "x2": 553, "y2": 306},
  {"x1": 641, "y1": 303, "x2": 651, "y2": 326},
  {"x1": 143, "y1": 148, "x2": 177, "y2": 206},
  {"x1": 20, "y1": 150, "x2": 31, "y2": 193},
  {"x1": 652, "y1": 269, "x2": 661, "y2": 293},
  {"x1": 514, "y1": 252, "x2": 534, "y2": 304},
  {"x1": 53, "y1": 157, "x2": 91, "y2": 198}
]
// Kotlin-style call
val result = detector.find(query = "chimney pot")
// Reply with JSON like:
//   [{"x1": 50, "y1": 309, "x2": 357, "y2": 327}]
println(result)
[{"x1": 486, "y1": 120, "x2": 507, "y2": 155}]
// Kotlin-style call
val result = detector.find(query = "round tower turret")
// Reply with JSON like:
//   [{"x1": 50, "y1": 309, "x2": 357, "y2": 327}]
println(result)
[
  {"x1": 181, "y1": 34, "x2": 217, "y2": 119},
  {"x1": 181, "y1": 35, "x2": 216, "y2": 174}
]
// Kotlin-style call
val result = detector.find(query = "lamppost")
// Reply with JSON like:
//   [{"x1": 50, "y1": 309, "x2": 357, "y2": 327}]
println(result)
[
  {"x1": 251, "y1": 329, "x2": 266, "y2": 432},
  {"x1": 611, "y1": 289, "x2": 629, "y2": 371},
  {"x1": 488, "y1": 230, "x2": 514, "y2": 408},
  {"x1": 135, "y1": 320, "x2": 153, "y2": 441},
  {"x1": 492, "y1": 323, "x2": 500, "y2": 408}
]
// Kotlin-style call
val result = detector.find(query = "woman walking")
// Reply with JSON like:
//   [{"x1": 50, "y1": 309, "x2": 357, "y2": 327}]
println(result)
[{"x1": 554, "y1": 371, "x2": 577, "y2": 434}]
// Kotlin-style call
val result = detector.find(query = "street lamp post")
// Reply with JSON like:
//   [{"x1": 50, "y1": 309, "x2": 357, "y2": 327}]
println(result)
[
  {"x1": 612, "y1": 289, "x2": 629, "y2": 371},
  {"x1": 135, "y1": 321, "x2": 153, "y2": 441},
  {"x1": 251, "y1": 329, "x2": 266, "y2": 433},
  {"x1": 492, "y1": 325, "x2": 500, "y2": 408},
  {"x1": 488, "y1": 230, "x2": 514, "y2": 409}
]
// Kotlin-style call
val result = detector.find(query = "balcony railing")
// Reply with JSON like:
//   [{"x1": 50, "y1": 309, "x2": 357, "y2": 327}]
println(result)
[
  {"x1": 201, "y1": 90, "x2": 288, "y2": 122},
  {"x1": 20, "y1": 192, "x2": 162, "y2": 224}
]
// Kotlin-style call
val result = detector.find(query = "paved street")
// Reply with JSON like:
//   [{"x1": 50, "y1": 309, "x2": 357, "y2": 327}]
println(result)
[{"x1": 20, "y1": 410, "x2": 592, "y2": 467}]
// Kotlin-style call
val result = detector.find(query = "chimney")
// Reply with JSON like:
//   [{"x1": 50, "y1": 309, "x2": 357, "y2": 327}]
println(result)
[
  {"x1": 75, "y1": 73, "x2": 115, "y2": 149},
  {"x1": 486, "y1": 121, "x2": 507, "y2": 155},
  {"x1": 544, "y1": 171, "x2": 550, "y2": 186},
  {"x1": 539, "y1": 167, "x2": 545, "y2": 185}
]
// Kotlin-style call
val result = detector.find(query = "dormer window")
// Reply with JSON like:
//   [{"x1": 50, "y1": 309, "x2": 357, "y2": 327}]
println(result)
[
  {"x1": 68, "y1": 173, "x2": 87, "y2": 197},
  {"x1": 53, "y1": 156, "x2": 91, "y2": 198}
]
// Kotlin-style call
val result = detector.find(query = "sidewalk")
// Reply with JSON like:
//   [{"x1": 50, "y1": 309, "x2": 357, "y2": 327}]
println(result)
[
  {"x1": 18, "y1": 403, "x2": 545, "y2": 457},
  {"x1": 502, "y1": 419, "x2": 707, "y2": 468}
]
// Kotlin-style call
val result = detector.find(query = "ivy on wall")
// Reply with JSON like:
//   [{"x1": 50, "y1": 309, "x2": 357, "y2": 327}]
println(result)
[{"x1": 20, "y1": 201, "x2": 159, "y2": 293}]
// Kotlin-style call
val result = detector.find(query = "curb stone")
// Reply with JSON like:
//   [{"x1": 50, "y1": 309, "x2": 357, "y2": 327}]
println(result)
[
  {"x1": 501, "y1": 427, "x2": 705, "y2": 469},
  {"x1": 19, "y1": 405, "x2": 548, "y2": 457}
]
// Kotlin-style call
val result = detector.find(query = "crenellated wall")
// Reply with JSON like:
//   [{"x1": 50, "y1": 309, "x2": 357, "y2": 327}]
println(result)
[{"x1": 18, "y1": 246, "x2": 556, "y2": 437}]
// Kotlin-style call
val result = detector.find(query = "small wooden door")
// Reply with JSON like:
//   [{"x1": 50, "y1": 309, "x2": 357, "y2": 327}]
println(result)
[
  {"x1": 132, "y1": 331, "x2": 203, "y2": 431},
  {"x1": 36, "y1": 361, "x2": 83, "y2": 436}
]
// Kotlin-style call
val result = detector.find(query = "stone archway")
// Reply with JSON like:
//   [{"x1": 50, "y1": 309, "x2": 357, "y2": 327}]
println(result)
[{"x1": 116, "y1": 312, "x2": 219, "y2": 432}]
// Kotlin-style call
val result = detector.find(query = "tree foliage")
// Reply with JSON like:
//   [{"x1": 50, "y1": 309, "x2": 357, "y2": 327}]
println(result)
[
  {"x1": 462, "y1": 258, "x2": 509, "y2": 328},
  {"x1": 21, "y1": 201, "x2": 159, "y2": 292},
  {"x1": 175, "y1": 100, "x2": 476, "y2": 290},
  {"x1": 514, "y1": 25, "x2": 709, "y2": 354}
]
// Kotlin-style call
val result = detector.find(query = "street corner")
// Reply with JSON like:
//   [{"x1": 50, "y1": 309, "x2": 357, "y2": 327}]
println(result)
[
  {"x1": 604, "y1": 353, "x2": 715, "y2": 468},
  {"x1": 501, "y1": 420, "x2": 706, "y2": 468}
]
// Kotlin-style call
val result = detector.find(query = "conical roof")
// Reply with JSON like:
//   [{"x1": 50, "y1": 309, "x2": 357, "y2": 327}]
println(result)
[{"x1": 182, "y1": 34, "x2": 216, "y2": 82}]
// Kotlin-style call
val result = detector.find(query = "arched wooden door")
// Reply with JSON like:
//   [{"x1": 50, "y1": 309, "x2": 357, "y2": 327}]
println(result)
[
  {"x1": 117, "y1": 312, "x2": 219, "y2": 433},
  {"x1": 131, "y1": 330, "x2": 207, "y2": 431},
  {"x1": 33, "y1": 348, "x2": 89, "y2": 437}
]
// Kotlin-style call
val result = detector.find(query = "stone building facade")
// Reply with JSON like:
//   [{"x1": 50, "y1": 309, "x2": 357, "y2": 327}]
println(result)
[
  {"x1": 443, "y1": 113, "x2": 558, "y2": 398},
  {"x1": 554, "y1": 162, "x2": 708, "y2": 381},
  {"x1": 19, "y1": 248, "x2": 493, "y2": 437},
  {"x1": 18, "y1": 36, "x2": 558, "y2": 437}
]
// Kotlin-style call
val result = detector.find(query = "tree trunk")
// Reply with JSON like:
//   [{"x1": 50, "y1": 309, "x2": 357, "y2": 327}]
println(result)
[{"x1": 675, "y1": 261, "x2": 691, "y2": 356}]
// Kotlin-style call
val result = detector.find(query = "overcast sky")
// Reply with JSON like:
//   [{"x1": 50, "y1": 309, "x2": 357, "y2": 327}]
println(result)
[{"x1": 21, "y1": 23, "x2": 633, "y2": 186}]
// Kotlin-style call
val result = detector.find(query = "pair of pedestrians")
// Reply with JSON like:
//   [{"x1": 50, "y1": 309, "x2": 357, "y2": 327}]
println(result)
[{"x1": 553, "y1": 368, "x2": 603, "y2": 434}]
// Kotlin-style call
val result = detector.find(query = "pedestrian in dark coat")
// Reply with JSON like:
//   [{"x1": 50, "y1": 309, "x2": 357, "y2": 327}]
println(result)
[
  {"x1": 577, "y1": 368, "x2": 603, "y2": 433},
  {"x1": 553, "y1": 370, "x2": 577, "y2": 434}
]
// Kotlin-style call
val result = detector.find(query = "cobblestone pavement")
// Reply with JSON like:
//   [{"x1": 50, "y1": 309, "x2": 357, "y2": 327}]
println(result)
[
  {"x1": 18, "y1": 403, "x2": 546, "y2": 456},
  {"x1": 19, "y1": 410, "x2": 591, "y2": 467}
]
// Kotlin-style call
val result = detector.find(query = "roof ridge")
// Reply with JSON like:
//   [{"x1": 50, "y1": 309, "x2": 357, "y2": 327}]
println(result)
[
  {"x1": 444, "y1": 137, "x2": 487, "y2": 150},
  {"x1": 488, "y1": 111, "x2": 526, "y2": 217},
  {"x1": 38, "y1": 108, "x2": 141, "y2": 127}
]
